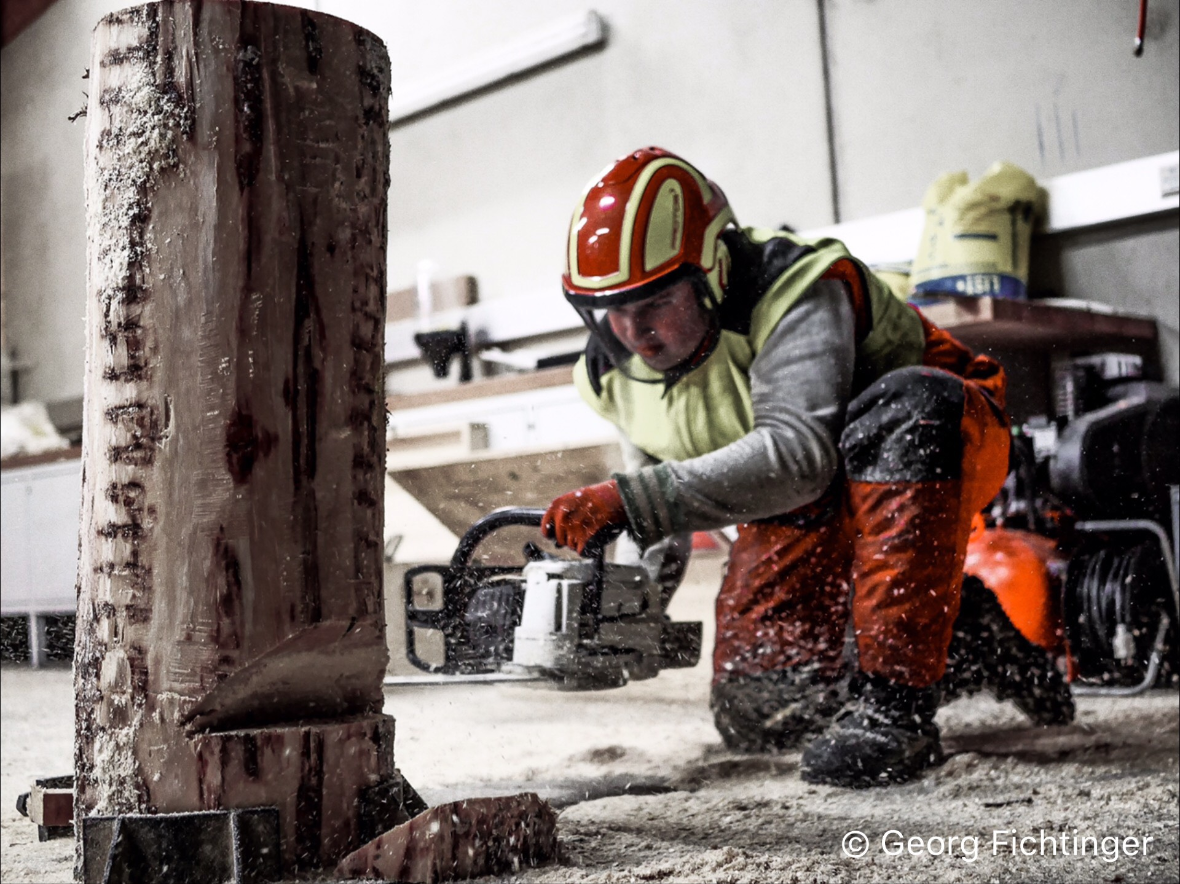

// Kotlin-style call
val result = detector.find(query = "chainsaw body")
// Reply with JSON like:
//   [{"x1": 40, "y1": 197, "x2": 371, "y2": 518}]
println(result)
[{"x1": 404, "y1": 507, "x2": 701, "y2": 688}]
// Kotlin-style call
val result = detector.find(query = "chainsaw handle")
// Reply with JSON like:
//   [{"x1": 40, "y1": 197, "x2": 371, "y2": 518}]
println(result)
[
  {"x1": 581, "y1": 523, "x2": 625, "y2": 562},
  {"x1": 449, "y1": 505, "x2": 614, "y2": 573},
  {"x1": 451, "y1": 507, "x2": 547, "y2": 569}
]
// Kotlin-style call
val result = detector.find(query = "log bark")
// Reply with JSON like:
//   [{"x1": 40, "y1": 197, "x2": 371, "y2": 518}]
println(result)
[{"x1": 75, "y1": 0, "x2": 391, "y2": 872}]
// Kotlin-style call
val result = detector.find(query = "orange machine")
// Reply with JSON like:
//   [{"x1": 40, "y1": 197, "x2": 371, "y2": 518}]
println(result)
[{"x1": 964, "y1": 516, "x2": 1071, "y2": 666}]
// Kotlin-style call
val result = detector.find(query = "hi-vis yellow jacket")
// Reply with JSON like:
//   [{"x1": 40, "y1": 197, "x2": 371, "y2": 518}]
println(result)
[{"x1": 571, "y1": 227, "x2": 926, "y2": 547}]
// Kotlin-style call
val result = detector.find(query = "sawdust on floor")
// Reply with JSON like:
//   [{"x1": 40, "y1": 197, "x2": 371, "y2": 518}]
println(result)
[{"x1": 3, "y1": 553, "x2": 1177, "y2": 883}]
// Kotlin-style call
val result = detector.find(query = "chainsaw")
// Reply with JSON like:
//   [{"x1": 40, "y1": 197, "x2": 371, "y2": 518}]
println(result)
[{"x1": 403, "y1": 507, "x2": 702, "y2": 689}]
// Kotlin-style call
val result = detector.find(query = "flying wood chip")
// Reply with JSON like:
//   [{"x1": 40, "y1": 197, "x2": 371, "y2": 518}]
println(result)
[{"x1": 335, "y1": 792, "x2": 558, "y2": 882}]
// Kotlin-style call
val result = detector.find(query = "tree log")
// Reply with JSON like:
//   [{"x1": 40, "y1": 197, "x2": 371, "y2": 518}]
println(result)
[{"x1": 76, "y1": 0, "x2": 391, "y2": 872}]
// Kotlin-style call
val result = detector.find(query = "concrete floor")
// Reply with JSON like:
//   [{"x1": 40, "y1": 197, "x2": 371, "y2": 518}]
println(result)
[{"x1": 3, "y1": 553, "x2": 1178, "y2": 883}]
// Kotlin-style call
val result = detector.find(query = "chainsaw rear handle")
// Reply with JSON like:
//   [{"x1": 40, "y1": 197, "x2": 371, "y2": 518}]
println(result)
[{"x1": 449, "y1": 506, "x2": 621, "y2": 571}]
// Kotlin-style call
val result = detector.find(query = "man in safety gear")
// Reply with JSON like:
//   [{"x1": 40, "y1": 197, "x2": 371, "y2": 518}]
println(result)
[{"x1": 542, "y1": 147, "x2": 1073, "y2": 787}]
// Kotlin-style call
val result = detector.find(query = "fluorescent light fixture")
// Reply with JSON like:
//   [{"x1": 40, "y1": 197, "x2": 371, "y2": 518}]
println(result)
[{"x1": 389, "y1": 10, "x2": 607, "y2": 124}]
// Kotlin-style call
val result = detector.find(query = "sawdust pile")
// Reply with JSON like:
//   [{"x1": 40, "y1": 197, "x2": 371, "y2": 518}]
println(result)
[{"x1": 3, "y1": 554, "x2": 1177, "y2": 883}]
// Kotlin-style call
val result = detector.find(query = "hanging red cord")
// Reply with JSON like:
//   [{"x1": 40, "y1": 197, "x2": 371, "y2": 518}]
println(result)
[{"x1": 1135, "y1": 0, "x2": 1148, "y2": 56}]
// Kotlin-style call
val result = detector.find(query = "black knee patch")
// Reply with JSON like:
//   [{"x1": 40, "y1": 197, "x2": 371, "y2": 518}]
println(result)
[{"x1": 841, "y1": 367, "x2": 964, "y2": 482}]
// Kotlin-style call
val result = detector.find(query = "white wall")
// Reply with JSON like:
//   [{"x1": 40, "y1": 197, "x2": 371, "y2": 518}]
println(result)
[
  {"x1": 344, "y1": 0, "x2": 835, "y2": 305},
  {"x1": 2, "y1": 0, "x2": 1178, "y2": 406},
  {"x1": 825, "y1": 0, "x2": 1180, "y2": 219},
  {"x1": 1, "y1": 0, "x2": 126, "y2": 405}
]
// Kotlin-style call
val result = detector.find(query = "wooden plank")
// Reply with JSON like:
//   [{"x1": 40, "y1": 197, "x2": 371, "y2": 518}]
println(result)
[
  {"x1": 387, "y1": 295, "x2": 1156, "y2": 413},
  {"x1": 0, "y1": 446, "x2": 82, "y2": 472},
  {"x1": 920, "y1": 296, "x2": 1158, "y2": 351},
  {"x1": 30, "y1": 787, "x2": 74, "y2": 828},
  {"x1": 386, "y1": 424, "x2": 490, "y2": 471},
  {"x1": 385, "y1": 153, "x2": 1180, "y2": 362},
  {"x1": 389, "y1": 442, "x2": 622, "y2": 563},
  {"x1": 387, "y1": 365, "x2": 574, "y2": 412}
]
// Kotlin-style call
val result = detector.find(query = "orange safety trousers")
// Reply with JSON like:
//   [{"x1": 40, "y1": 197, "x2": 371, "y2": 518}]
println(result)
[{"x1": 713, "y1": 313, "x2": 1011, "y2": 688}]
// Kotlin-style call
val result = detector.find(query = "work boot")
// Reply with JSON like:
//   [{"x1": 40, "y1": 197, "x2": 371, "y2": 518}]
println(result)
[
  {"x1": 800, "y1": 675, "x2": 942, "y2": 787},
  {"x1": 711, "y1": 664, "x2": 849, "y2": 753},
  {"x1": 941, "y1": 576, "x2": 1075, "y2": 726}
]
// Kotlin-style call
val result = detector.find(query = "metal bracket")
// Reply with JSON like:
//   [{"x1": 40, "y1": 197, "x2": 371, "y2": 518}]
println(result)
[
  {"x1": 1072, "y1": 614, "x2": 1171, "y2": 697},
  {"x1": 1070, "y1": 510, "x2": 1178, "y2": 696}
]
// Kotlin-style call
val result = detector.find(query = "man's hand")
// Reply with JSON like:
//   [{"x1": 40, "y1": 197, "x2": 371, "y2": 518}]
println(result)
[{"x1": 542, "y1": 480, "x2": 629, "y2": 555}]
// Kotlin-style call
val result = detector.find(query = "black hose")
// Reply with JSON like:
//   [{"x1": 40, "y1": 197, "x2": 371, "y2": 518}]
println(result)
[{"x1": 1066, "y1": 541, "x2": 1165, "y2": 677}]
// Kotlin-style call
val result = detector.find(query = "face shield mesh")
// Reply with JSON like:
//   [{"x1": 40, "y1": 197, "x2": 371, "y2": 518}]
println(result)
[
  {"x1": 567, "y1": 266, "x2": 720, "y2": 386},
  {"x1": 573, "y1": 304, "x2": 635, "y2": 368}
]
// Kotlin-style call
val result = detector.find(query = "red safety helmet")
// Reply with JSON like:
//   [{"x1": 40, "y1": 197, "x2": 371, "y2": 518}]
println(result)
[
  {"x1": 563, "y1": 148, "x2": 736, "y2": 376},
  {"x1": 562, "y1": 147, "x2": 735, "y2": 308}
]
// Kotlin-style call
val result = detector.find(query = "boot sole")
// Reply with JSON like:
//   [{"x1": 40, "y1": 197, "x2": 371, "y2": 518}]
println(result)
[{"x1": 801, "y1": 741, "x2": 944, "y2": 789}]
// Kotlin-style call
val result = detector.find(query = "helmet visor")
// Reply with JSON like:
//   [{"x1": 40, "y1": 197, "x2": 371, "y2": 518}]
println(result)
[
  {"x1": 573, "y1": 304, "x2": 638, "y2": 369},
  {"x1": 568, "y1": 265, "x2": 717, "y2": 378}
]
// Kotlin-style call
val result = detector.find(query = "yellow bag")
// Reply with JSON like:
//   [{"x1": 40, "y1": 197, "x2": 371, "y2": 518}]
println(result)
[
  {"x1": 910, "y1": 162, "x2": 1046, "y2": 300},
  {"x1": 870, "y1": 262, "x2": 912, "y2": 302}
]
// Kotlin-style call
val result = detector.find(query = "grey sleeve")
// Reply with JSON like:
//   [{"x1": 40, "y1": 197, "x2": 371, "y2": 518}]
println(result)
[
  {"x1": 613, "y1": 436, "x2": 692, "y2": 608},
  {"x1": 614, "y1": 279, "x2": 855, "y2": 548},
  {"x1": 618, "y1": 435, "x2": 659, "y2": 472}
]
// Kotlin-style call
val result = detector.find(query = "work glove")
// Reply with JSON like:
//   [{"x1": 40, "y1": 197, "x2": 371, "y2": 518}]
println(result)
[{"x1": 542, "y1": 480, "x2": 629, "y2": 555}]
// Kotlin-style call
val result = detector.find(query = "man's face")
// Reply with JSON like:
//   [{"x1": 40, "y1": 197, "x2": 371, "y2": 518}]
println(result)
[{"x1": 606, "y1": 279, "x2": 710, "y2": 371}]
